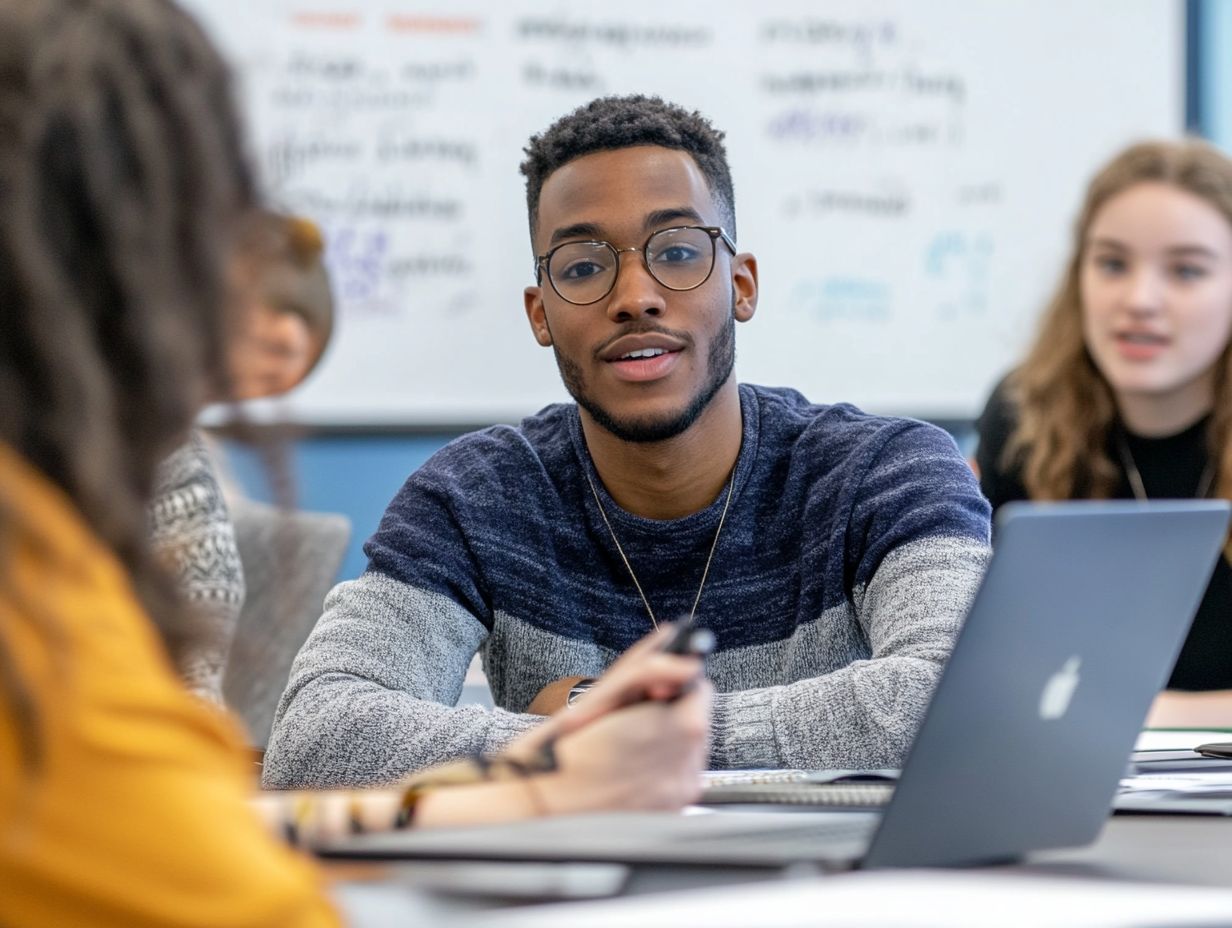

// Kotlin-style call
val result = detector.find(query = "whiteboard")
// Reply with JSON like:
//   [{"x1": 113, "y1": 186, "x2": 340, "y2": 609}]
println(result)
[{"x1": 185, "y1": 1, "x2": 1184, "y2": 425}]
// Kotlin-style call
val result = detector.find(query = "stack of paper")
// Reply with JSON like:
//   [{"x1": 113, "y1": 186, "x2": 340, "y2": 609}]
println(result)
[{"x1": 1119, "y1": 728, "x2": 1232, "y2": 813}]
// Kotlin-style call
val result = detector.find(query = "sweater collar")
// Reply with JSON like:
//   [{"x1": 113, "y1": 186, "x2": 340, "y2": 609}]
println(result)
[{"x1": 567, "y1": 383, "x2": 761, "y2": 536}]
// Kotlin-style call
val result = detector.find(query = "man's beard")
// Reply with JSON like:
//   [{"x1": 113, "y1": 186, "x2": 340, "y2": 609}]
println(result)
[{"x1": 552, "y1": 296, "x2": 737, "y2": 444}]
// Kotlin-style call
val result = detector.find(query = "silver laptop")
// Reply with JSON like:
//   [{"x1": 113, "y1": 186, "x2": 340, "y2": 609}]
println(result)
[{"x1": 322, "y1": 500, "x2": 1230, "y2": 870}]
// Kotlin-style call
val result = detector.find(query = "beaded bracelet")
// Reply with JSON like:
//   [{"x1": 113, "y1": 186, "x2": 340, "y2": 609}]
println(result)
[
  {"x1": 278, "y1": 740, "x2": 560, "y2": 843},
  {"x1": 394, "y1": 739, "x2": 559, "y2": 825}
]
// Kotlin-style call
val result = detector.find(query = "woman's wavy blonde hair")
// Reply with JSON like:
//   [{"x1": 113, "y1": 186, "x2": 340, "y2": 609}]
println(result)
[{"x1": 1005, "y1": 139, "x2": 1232, "y2": 511}]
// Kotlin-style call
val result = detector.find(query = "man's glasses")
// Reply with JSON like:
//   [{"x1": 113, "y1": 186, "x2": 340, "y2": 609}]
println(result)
[{"x1": 535, "y1": 226, "x2": 736, "y2": 306}]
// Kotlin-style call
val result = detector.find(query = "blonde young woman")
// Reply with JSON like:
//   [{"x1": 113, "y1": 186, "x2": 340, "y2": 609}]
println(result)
[
  {"x1": 0, "y1": 2, "x2": 709, "y2": 925},
  {"x1": 974, "y1": 139, "x2": 1232, "y2": 727}
]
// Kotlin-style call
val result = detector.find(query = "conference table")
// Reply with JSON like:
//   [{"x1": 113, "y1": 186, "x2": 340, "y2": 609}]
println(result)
[
  {"x1": 1024, "y1": 814, "x2": 1232, "y2": 885},
  {"x1": 323, "y1": 810, "x2": 1232, "y2": 926}
]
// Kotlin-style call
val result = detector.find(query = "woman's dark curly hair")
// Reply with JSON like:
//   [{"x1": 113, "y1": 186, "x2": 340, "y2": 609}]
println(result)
[{"x1": 520, "y1": 95, "x2": 737, "y2": 244}]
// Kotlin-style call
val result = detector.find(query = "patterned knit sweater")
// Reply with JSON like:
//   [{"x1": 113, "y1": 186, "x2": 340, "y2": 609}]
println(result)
[
  {"x1": 149, "y1": 432, "x2": 246, "y2": 702},
  {"x1": 264, "y1": 385, "x2": 991, "y2": 788}
]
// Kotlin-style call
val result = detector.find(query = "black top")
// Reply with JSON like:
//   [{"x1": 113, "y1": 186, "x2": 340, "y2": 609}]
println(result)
[{"x1": 975, "y1": 377, "x2": 1231, "y2": 691}]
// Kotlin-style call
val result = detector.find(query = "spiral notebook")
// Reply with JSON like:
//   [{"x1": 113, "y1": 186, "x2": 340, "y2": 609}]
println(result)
[{"x1": 699, "y1": 769, "x2": 897, "y2": 808}]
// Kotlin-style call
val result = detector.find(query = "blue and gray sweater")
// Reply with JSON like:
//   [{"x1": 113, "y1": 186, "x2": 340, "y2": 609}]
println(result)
[{"x1": 264, "y1": 385, "x2": 991, "y2": 788}]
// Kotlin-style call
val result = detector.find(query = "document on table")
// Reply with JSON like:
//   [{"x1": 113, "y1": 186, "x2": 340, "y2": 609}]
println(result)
[
  {"x1": 1117, "y1": 740, "x2": 1232, "y2": 814},
  {"x1": 472, "y1": 870, "x2": 1232, "y2": 928},
  {"x1": 1126, "y1": 730, "x2": 1232, "y2": 809},
  {"x1": 1120, "y1": 771, "x2": 1232, "y2": 797},
  {"x1": 1134, "y1": 729, "x2": 1232, "y2": 751}
]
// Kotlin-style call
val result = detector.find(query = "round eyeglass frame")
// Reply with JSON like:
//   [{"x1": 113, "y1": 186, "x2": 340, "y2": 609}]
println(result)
[{"x1": 534, "y1": 225, "x2": 737, "y2": 306}]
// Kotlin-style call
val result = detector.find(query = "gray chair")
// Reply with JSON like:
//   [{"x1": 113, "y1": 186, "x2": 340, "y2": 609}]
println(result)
[{"x1": 222, "y1": 498, "x2": 350, "y2": 747}]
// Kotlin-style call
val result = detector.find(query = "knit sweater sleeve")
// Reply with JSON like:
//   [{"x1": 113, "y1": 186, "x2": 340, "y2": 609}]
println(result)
[
  {"x1": 149, "y1": 432, "x2": 246, "y2": 703},
  {"x1": 708, "y1": 421, "x2": 991, "y2": 769},
  {"x1": 261, "y1": 442, "x2": 543, "y2": 789},
  {"x1": 261, "y1": 572, "x2": 540, "y2": 788}
]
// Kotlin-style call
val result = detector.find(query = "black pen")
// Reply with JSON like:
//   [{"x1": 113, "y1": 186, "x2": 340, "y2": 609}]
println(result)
[
  {"x1": 660, "y1": 619, "x2": 715, "y2": 701},
  {"x1": 662, "y1": 620, "x2": 716, "y2": 658}
]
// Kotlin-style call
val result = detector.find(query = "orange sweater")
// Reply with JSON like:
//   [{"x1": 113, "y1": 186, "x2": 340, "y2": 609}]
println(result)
[{"x1": 0, "y1": 446, "x2": 340, "y2": 927}]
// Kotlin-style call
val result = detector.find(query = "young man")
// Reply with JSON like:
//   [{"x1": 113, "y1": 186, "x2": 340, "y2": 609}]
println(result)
[{"x1": 263, "y1": 96, "x2": 991, "y2": 788}]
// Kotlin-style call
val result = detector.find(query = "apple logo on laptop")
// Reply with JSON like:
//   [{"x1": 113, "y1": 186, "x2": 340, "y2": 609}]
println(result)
[{"x1": 1039, "y1": 656, "x2": 1082, "y2": 720}]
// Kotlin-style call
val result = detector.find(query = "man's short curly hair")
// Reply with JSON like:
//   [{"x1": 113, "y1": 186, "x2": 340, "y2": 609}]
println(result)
[{"x1": 520, "y1": 95, "x2": 736, "y2": 245}]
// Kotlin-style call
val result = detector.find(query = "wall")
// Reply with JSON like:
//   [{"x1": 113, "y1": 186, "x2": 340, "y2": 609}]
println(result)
[
  {"x1": 1201, "y1": 0, "x2": 1232, "y2": 146},
  {"x1": 223, "y1": 433, "x2": 447, "y2": 582}
]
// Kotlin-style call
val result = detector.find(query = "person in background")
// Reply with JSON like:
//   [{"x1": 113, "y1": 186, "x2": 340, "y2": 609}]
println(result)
[
  {"x1": 974, "y1": 139, "x2": 1232, "y2": 727},
  {"x1": 0, "y1": 2, "x2": 709, "y2": 925},
  {"x1": 148, "y1": 209, "x2": 332, "y2": 703},
  {"x1": 149, "y1": 431, "x2": 246, "y2": 702},
  {"x1": 229, "y1": 210, "x2": 335, "y2": 400}
]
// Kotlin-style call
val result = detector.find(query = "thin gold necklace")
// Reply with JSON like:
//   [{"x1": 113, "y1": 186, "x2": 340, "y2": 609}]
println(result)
[
  {"x1": 1115, "y1": 431, "x2": 1216, "y2": 501},
  {"x1": 585, "y1": 467, "x2": 736, "y2": 630}
]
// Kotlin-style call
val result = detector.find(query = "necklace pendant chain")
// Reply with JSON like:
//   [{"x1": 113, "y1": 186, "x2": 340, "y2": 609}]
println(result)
[
  {"x1": 1116, "y1": 431, "x2": 1216, "y2": 502},
  {"x1": 585, "y1": 467, "x2": 737, "y2": 631}
]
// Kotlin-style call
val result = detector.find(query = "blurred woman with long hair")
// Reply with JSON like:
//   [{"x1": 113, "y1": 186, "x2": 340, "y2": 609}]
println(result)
[
  {"x1": 975, "y1": 139, "x2": 1232, "y2": 726},
  {"x1": 0, "y1": 3, "x2": 709, "y2": 924}
]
